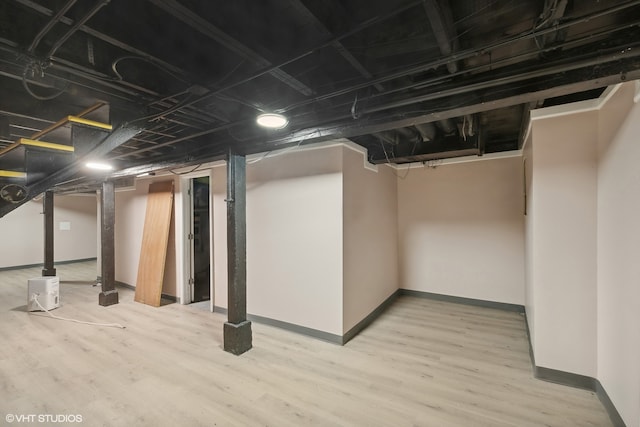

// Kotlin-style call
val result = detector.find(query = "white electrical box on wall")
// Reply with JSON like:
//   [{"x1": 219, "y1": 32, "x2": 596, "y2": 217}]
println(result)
[{"x1": 27, "y1": 277, "x2": 60, "y2": 312}]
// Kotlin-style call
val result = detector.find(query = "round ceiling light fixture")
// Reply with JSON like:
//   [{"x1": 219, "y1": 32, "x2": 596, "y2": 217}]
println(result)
[{"x1": 256, "y1": 113, "x2": 288, "y2": 129}]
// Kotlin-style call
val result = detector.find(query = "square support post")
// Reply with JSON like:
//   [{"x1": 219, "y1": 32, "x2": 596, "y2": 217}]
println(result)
[
  {"x1": 99, "y1": 180, "x2": 118, "y2": 306},
  {"x1": 42, "y1": 190, "x2": 56, "y2": 276},
  {"x1": 224, "y1": 150, "x2": 252, "y2": 355}
]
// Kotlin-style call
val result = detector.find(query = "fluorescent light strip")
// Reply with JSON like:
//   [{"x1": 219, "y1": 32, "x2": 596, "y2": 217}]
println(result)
[{"x1": 86, "y1": 162, "x2": 113, "y2": 171}]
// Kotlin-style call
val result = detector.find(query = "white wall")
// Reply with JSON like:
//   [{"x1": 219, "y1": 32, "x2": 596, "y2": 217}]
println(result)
[
  {"x1": 342, "y1": 147, "x2": 398, "y2": 334},
  {"x1": 524, "y1": 82, "x2": 640, "y2": 425},
  {"x1": 596, "y1": 82, "x2": 640, "y2": 427},
  {"x1": 523, "y1": 132, "x2": 536, "y2": 349},
  {"x1": 397, "y1": 157, "x2": 525, "y2": 304},
  {"x1": 0, "y1": 194, "x2": 97, "y2": 268},
  {"x1": 213, "y1": 146, "x2": 345, "y2": 335},
  {"x1": 528, "y1": 106, "x2": 598, "y2": 377}
]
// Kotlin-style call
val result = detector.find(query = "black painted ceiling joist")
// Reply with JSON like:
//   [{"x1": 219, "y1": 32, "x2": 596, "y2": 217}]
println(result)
[
  {"x1": 0, "y1": 125, "x2": 141, "y2": 218},
  {"x1": 536, "y1": 0, "x2": 570, "y2": 48},
  {"x1": 238, "y1": 57, "x2": 640, "y2": 155},
  {"x1": 149, "y1": 0, "x2": 314, "y2": 97},
  {"x1": 286, "y1": 0, "x2": 384, "y2": 92},
  {"x1": 280, "y1": 1, "x2": 640, "y2": 114},
  {"x1": 14, "y1": 0, "x2": 195, "y2": 80},
  {"x1": 1, "y1": 0, "x2": 639, "y2": 174},
  {"x1": 362, "y1": 133, "x2": 479, "y2": 164},
  {"x1": 423, "y1": 0, "x2": 460, "y2": 74}
]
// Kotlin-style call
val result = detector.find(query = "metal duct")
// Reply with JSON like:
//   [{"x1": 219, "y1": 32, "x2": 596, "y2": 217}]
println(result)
[
  {"x1": 372, "y1": 131, "x2": 399, "y2": 145},
  {"x1": 395, "y1": 127, "x2": 422, "y2": 144},
  {"x1": 414, "y1": 123, "x2": 436, "y2": 142},
  {"x1": 438, "y1": 119, "x2": 456, "y2": 135}
]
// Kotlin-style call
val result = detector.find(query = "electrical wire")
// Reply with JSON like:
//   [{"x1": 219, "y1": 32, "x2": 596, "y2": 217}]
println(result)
[
  {"x1": 462, "y1": 115, "x2": 467, "y2": 141},
  {"x1": 169, "y1": 164, "x2": 202, "y2": 175},
  {"x1": 379, "y1": 141, "x2": 410, "y2": 179},
  {"x1": 211, "y1": 59, "x2": 246, "y2": 89},
  {"x1": 246, "y1": 130, "x2": 314, "y2": 165},
  {"x1": 111, "y1": 55, "x2": 188, "y2": 85},
  {"x1": 214, "y1": 93, "x2": 262, "y2": 111},
  {"x1": 280, "y1": 0, "x2": 639, "y2": 117},
  {"x1": 30, "y1": 293, "x2": 126, "y2": 329},
  {"x1": 128, "y1": 93, "x2": 197, "y2": 125},
  {"x1": 350, "y1": 92, "x2": 360, "y2": 119},
  {"x1": 22, "y1": 62, "x2": 68, "y2": 101}
]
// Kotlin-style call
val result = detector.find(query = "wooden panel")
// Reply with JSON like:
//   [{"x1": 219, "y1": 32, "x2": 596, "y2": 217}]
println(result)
[{"x1": 134, "y1": 180, "x2": 174, "y2": 307}]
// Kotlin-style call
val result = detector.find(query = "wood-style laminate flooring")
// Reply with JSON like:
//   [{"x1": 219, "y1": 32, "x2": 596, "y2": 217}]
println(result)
[{"x1": 0, "y1": 261, "x2": 612, "y2": 426}]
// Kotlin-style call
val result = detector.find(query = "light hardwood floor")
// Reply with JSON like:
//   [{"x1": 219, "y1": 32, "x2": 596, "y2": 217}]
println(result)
[{"x1": 0, "y1": 261, "x2": 612, "y2": 426}]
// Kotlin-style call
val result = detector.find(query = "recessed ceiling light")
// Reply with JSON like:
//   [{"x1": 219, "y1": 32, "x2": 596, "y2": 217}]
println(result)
[
  {"x1": 86, "y1": 162, "x2": 113, "y2": 171},
  {"x1": 256, "y1": 113, "x2": 288, "y2": 129}
]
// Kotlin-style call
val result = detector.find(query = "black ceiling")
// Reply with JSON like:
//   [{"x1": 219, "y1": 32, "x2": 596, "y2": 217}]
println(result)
[{"x1": 1, "y1": 0, "x2": 640, "y2": 175}]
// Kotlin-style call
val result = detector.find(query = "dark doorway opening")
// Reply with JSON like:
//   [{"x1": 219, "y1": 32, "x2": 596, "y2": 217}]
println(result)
[{"x1": 191, "y1": 177, "x2": 210, "y2": 303}]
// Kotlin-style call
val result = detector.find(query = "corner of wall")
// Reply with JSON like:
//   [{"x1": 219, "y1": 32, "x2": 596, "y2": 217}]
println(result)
[
  {"x1": 341, "y1": 145, "x2": 399, "y2": 334},
  {"x1": 595, "y1": 81, "x2": 640, "y2": 427},
  {"x1": 526, "y1": 82, "x2": 638, "y2": 426}
]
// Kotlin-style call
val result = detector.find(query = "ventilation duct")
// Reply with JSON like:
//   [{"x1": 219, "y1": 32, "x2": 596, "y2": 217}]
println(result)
[
  {"x1": 395, "y1": 127, "x2": 422, "y2": 144},
  {"x1": 415, "y1": 123, "x2": 437, "y2": 142},
  {"x1": 373, "y1": 131, "x2": 399, "y2": 145},
  {"x1": 438, "y1": 119, "x2": 456, "y2": 135}
]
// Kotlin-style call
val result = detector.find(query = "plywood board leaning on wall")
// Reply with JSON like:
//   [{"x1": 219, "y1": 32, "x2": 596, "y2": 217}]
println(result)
[{"x1": 134, "y1": 180, "x2": 174, "y2": 307}]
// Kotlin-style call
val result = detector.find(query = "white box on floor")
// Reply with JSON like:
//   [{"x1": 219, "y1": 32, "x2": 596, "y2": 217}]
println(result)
[{"x1": 27, "y1": 277, "x2": 60, "y2": 312}]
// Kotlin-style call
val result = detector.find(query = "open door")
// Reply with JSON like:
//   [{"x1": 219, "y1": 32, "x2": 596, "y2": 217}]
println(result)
[{"x1": 188, "y1": 176, "x2": 211, "y2": 303}]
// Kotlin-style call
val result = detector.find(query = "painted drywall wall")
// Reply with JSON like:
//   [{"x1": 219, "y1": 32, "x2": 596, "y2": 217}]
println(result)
[
  {"x1": 397, "y1": 157, "x2": 525, "y2": 304},
  {"x1": 596, "y1": 83, "x2": 640, "y2": 427},
  {"x1": 528, "y1": 108, "x2": 598, "y2": 377},
  {"x1": 213, "y1": 146, "x2": 344, "y2": 335},
  {"x1": 114, "y1": 176, "x2": 179, "y2": 297},
  {"x1": 342, "y1": 147, "x2": 398, "y2": 334},
  {"x1": 0, "y1": 194, "x2": 97, "y2": 268},
  {"x1": 523, "y1": 132, "x2": 535, "y2": 350}
]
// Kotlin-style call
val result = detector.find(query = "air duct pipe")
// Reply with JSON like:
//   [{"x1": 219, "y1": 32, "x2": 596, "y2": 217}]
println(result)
[{"x1": 414, "y1": 123, "x2": 436, "y2": 142}]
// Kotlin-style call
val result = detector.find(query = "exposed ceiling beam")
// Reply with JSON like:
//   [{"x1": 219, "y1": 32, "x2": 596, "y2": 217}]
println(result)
[
  {"x1": 525, "y1": 0, "x2": 569, "y2": 130},
  {"x1": 109, "y1": 50, "x2": 640, "y2": 164},
  {"x1": 290, "y1": 31, "x2": 640, "y2": 120},
  {"x1": 27, "y1": 0, "x2": 77, "y2": 53},
  {"x1": 537, "y1": 0, "x2": 569, "y2": 48},
  {"x1": 12, "y1": 0, "x2": 241, "y2": 125},
  {"x1": 287, "y1": 0, "x2": 384, "y2": 92},
  {"x1": 0, "y1": 45, "x2": 232, "y2": 132},
  {"x1": 135, "y1": 0, "x2": 425, "y2": 114},
  {"x1": 423, "y1": 0, "x2": 459, "y2": 73},
  {"x1": 240, "y1": 58, "x2": 640, "y2": 152},
  {"x1": 281, "y1": 1, "x2": 640, "y2": 113},
  {"x1": 0, "y1": 79, "x2": 98, "y2": 124},
  {"x1": 12, "y1": 0, "x2": 424, "y2": 105},
  {"x1": 106, "y1": 118, "x2": 242, "y2": 160},
  {"x1": 363, "y1": 45, "x2": 640, "y2": 115},
  {"x1": 148, "y1": 0, "x2": 314, "y2": 96},
  {"x1": 45, "y1": 0, "x2": 110, "y2": 58},
  {"x1": 0, "y1": 125, "x2": 141, "y2": 217},
  {"x1": 13, "y1": 0, "x2": 190, "y2": 79},
  {"x1": 364, "y1": 133, "x2": 479, "y2": 164},
  {"x1": 0, "y1": 45, "x2": 144, "y2": 104}
]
